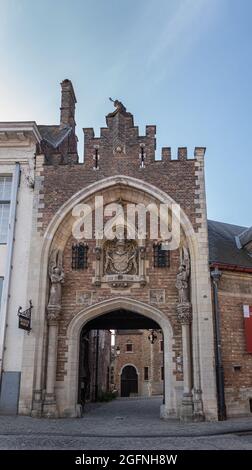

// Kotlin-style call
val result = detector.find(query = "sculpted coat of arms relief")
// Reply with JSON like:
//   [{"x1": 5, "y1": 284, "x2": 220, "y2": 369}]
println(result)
[{"x1": 103, "y1": 239, "x2": 138, "y2": 275}]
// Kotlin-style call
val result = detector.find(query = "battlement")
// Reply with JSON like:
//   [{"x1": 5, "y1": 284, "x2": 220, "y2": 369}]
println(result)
[
  {"x1": 82, "y1": 101, "x2": 205, "y2": 169},
  {"x1": 82, "y1": 127, "x2": 205, "y2": 169},
  {"x1": 38, "y1": 81, "x2": 206, "y2": 169},
  {"x1": 160, "y1": 146, "x2": 206, "y2": 162},
  {"x1": 83, "y1": 124, "x2": 157, "y2": 142}
]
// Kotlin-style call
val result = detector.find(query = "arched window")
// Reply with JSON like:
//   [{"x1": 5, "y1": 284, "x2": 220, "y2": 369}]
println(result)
[
  {"x1": 72, "y1": 243, "x2": 88, "y2": 270},
  {"x1": 153, "y1": 242, "x2": 170, "y2": 268}
]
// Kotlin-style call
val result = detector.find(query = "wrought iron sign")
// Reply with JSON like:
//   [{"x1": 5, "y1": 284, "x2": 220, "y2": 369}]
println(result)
[{"x1": 18, "y1": 300, "x2": 33, "y2": 332}]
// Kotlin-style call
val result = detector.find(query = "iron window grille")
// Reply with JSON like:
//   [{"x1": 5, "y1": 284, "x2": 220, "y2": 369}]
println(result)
[
  {"x1": 153, "y1": 242, "x2": 170, "y2": 268},
  {"x1": 72, "y1": 243, "x2": 88, "y2": 270}
]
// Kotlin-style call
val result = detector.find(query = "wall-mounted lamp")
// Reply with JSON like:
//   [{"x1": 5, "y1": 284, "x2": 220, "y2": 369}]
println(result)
[{"x1": 148, "y1": 330, "x2": 158, "y2": 344}]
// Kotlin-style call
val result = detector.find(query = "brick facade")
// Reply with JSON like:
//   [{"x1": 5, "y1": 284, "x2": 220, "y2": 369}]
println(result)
[
  {"x1": 114, "y1": 330, "x2": 164, "y2": 397},
  {"x1": 23, "y1": 81, "x2": 216, "y2": 420},
  {"x1": 217, "y1": 271, "x2": 252, "y2": 416},
  {"x1": 17, "y1": 79, "x2": 252, "y2": 421},
  {"x1": 36, "y1": 90, "x2": 202, "y2": 403}
]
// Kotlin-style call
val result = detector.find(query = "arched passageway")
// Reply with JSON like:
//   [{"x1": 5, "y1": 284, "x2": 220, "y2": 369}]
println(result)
[
  {"x1": 77, "y1": 305, "x2": 165, "y2": 416},
  {"x1": 60, "y1": 297, "x2": 174, "y2": 419}
]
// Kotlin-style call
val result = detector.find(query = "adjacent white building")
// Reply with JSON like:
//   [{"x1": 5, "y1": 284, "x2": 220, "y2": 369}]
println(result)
[{"x1": 0, "y1": 122, "x2": 41, "y2": 414}]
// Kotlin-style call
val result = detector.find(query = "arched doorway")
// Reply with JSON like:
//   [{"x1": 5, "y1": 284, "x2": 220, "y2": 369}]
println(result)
[
  {"x1": 121, "y1": 365, "x2": 138, "y2": 397},
  {"x1": 64, "y1": 297, "x2": 174, "y2": 418},
  {"x1": 77, "y1": 305, "x2": 165, "y2": 413}
]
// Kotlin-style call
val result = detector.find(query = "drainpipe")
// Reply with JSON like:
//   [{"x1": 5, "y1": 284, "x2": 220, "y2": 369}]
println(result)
[
  {"x1": 0, "y1": 163, "x2": 20, "y2": 377},
  {"x1": 211, "y1": 267, "x2": 226, "y2": 420}
]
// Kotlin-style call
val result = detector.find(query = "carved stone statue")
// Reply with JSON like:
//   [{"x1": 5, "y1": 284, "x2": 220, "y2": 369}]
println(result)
[
  {"x1": 175, "y1": 247, "x2": 190, "y2": 304},
  {"x1": 48, "y1": 249, "x2": 64, "y2": 311},
  {"x1": 109, "y1": 97, "x2": 126, "y2": 113}
]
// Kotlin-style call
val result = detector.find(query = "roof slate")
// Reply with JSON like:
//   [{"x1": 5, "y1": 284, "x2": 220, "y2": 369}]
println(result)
[
  {"x1": 38, "y1": 125, "x2": 72, "y2": 148},
  {"x1": 207, "y1": 219, "x2": 252, "y2": 268}
]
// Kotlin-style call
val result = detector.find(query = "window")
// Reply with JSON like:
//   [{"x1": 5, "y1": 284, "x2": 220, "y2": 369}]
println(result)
[
  {"x1": 153, "y1": 243, "x2": 170, "y2": 268},
  {"x1": 0, "y1": 176, "x2": 12, "y2": 244},
  {"x1": 160, "y1": 340, "x2": 164, "y2": 352},
  {"x1": 144, "y1": 367, "x2": 149, "y2": 380},
  {"x1": 72, "y1": 243, "x2": 88, "y2": 270},
  {"x1": 126, "y1": 341, "x2": 133, "y2": 352},
  {"x1": 0, "y1": 277, "x2": 3, "y2": 305},
  {"x1": 161, "y1": 366, "x2": 164, "y2": 381},
  {"x1": 110, "y1": 366, "x2": 114, "y2": 384}
]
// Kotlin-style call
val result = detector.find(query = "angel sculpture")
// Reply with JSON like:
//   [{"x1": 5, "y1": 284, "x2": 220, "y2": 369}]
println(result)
[
  {"x1": 175, "y1": 247, "x2": 190, "y2": 304},
  {"x1": 48, "y1": 249, "x2": 65, "y2": 308}
]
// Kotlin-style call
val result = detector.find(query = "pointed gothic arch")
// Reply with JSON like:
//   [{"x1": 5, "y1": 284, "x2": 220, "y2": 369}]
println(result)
[{"x1": 19, "y1": 175, "x2": 217, "y2": 421}]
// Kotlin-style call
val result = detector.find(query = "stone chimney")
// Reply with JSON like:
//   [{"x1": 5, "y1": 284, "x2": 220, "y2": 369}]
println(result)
[{"x1": 60, "y1": 79, "x2": 77, "y2": 128}]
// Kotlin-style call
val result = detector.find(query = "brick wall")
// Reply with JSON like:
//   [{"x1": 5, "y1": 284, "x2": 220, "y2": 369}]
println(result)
[
  {"x1": 114, "y1": 330, "x2": 164, "y2": 396},
  {"x1": 38, "y1": 104, "x2": 201, "y2": 394},
  {"x1": 218, "y1": 271, "x2": 252, "y2": 416},
  {"x1": 38, "y1": 105, "x2": 200, "y2": 234}
]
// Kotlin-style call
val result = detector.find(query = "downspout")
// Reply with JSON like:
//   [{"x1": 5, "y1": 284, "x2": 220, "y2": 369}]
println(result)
[
  {"x1": 210, "y1": 267, "x2": 226, "y2": 420},
  {"x1": 0, "y1": 163, "x2": 20, "y2": 377}
]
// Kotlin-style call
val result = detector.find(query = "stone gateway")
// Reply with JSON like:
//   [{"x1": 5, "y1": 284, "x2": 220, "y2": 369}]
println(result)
[{"x1": 0, "y1": 79, "x2": 251, "y2": 421}]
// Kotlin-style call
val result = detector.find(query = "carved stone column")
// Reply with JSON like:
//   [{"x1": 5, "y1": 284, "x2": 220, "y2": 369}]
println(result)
[
  {"x1": 177, "y1": 302, "x2": 193, "y2": 421},
  {"x1": 43, "y1": 249, "x2": 64, "y2": 418},
  {"x1": 139, "y1": 245, "x2": 146, "y2": 286},
  {"x1": 94, "y1": 246, "x2": 102, "y2": 286},
  {"x1": 43, "y1": 306, "x2": 61, "y2": 418}
]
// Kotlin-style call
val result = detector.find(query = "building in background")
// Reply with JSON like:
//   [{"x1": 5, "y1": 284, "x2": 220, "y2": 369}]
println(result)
[
  {"x1": 208, "y1": 221, "x2": 252, "y2": 417},
  {"x1": 79, "y1": 328, "x2": 111, "y2": 407},
  {"x1": 0, "y1": 122, "x2": 40, "y2": 414},
  {"x1": 113, "y1": 329, "x2": 164, "y2": 397}
]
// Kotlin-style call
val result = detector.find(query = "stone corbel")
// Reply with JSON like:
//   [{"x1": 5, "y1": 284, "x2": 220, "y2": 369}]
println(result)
[{"x1": 47, "y1": 305, "x2": 61, "y2": 325}]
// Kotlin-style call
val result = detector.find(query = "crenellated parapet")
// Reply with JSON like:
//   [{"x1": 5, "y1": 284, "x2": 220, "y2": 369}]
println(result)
[
  {"x1": 83, "y1": 102, "x2": 158, "y2": 170},
  {"x1": 83, "y1": 100, "x2": 205, "y2": 170},
  {"x1": 36, "y1": 84, "x2": 206, "y2": 237}
]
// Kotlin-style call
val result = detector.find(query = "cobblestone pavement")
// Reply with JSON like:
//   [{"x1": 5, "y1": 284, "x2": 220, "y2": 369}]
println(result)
[{"x1": 0, "y1": 397, "x2": 252, "y2": 450}]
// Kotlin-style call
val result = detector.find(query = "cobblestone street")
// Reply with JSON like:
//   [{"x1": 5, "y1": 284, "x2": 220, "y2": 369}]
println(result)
[{"x1": 0, "y1": 397, "x2": 252, "y2": 450}]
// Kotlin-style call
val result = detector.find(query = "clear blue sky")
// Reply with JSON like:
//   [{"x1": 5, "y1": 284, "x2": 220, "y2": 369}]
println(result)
[{"x1": 0, "y1": 0, "x2": 251, "y2": 227}]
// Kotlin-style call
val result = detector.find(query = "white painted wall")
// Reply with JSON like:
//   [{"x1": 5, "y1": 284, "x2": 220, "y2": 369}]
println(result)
[
  {"x1": 0, "y1": 145, "x2": 36, "y2": 372},
  {"x1": 0, "y1": 246, "x2": 7, "y2": 275}
]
